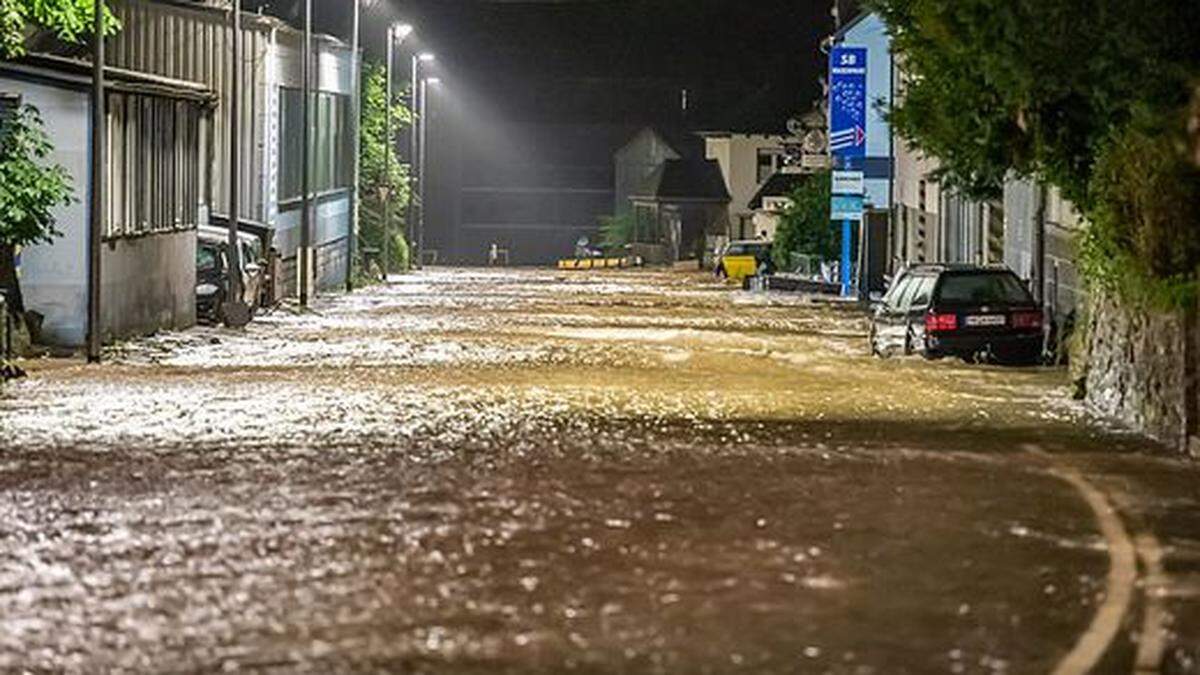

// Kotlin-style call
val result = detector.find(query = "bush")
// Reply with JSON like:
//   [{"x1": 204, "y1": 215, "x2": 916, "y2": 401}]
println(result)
[
  {"x1": 1078, "y1": 119, "x2": 1200, "y2": 309},
  {"x1": 772, "y1": 171, "x2": 838, "y2": 270}
]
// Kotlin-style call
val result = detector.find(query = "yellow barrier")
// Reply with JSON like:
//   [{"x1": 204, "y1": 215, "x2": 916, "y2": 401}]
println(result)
[{"x1": 556, "y1": 257, "x2": 642, "y2": 271}]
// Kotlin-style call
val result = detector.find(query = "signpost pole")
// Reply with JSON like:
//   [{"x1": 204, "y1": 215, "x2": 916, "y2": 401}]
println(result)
[{"x1": 841, "y1": 219, "x2": 852, "y2": 296}]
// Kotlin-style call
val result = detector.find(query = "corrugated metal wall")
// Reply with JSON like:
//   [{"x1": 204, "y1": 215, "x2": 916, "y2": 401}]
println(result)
[{"x1": 106, "y1": 0, "x2": 273, "y2": 223}]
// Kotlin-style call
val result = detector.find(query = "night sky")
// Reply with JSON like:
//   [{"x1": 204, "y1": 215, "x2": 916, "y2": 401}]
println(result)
[{"x1": 248, "y1": 0, "x2": 849, "y2": 131}]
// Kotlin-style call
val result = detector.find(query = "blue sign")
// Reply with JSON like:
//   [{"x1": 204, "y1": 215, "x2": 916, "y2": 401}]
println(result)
[
  {"x1": 829, "y1": 46, "x2": 867, "y2": 159},
  {"x1": 831, "y1": 194, "x2": 864, "y2": 222}
]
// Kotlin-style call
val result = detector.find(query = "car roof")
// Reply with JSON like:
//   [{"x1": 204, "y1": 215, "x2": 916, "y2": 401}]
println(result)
[{"x1": 902, "y1": 262, "x2": 1014, "y2": 275}]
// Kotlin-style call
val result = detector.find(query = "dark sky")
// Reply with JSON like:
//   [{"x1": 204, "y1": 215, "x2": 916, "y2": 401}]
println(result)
[{"x1": 251, "y1": 0, "x2": 848, "y2": 131}]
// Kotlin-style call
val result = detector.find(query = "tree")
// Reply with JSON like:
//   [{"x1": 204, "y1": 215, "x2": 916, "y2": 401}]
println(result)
[
  {"x1": 357, "y1": 61, "x2": 413, "y2": 277},
  {"x1": 598, "y1": 213, "x2": 634, "y2": 253},
  {"x1": 869, "y1": 0, "x2": 1200, "y2": 304},
  {"x1": 0, "y1": 104, "x2": 75, "y2": 317},
  {"x1": 772, "y1": 171, "x2": 838, "y2": 270},
  {"x1": 1, "y1": 0, "x2": 116, "y2": 59},
  {"x1": 1, "y1": 0, "x2": 115, "y2": 327}
]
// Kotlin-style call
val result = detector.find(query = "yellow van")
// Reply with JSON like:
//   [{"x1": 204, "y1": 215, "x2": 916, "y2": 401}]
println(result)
[{"x1": 715, "y1": 240, "x2": 773, "y2": 281}]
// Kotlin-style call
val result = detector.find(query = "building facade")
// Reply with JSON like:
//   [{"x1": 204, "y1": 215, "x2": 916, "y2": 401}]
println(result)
[
  {"x1": 0, "y1": 55, "x2": 214, "y2": 346},
  {"x1": 702, "y1": 133, "x2": 798, "y2": 241},
  {"x1": 106, "y1": 0, "x2": 356, "y2": 295}
]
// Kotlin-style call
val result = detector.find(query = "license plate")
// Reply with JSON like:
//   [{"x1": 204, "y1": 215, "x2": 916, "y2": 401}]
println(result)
[{"x1": 965, "y1": 314, "x2": 1006, "y2": 327}]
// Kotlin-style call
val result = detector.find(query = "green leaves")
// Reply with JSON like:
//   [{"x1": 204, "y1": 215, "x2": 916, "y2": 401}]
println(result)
[
  {"x1": 772, "y1": 171, "x2": 837, "y2": 268},
  {"x1": 0, "y1": 0, "x2": 119, "y2": 59},
  {"x1": 358, "y1": 61, "x2": 414, "y2": 271},
  {"x1": 0, "y1": 104, "x2": 75, "y2": 249},
  {"x1": 870, "y1": 0, "x2": 1200, "y2": 303}
]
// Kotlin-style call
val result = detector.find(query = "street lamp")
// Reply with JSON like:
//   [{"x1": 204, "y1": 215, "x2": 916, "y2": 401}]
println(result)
[
  {"x1": 417, "y1": 76, "x2": 440, "y2": 267},
  {"x1": 384, "y1": 23, "x2": 413, "y2": 280},
  {"x1": 409, "y1": 53, "x2": 434, "y2": 268}
]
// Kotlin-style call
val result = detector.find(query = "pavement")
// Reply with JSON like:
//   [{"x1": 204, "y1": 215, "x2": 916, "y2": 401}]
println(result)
[{"x1": 0, "y1": 267, "x2": 1197, "y2": 674}]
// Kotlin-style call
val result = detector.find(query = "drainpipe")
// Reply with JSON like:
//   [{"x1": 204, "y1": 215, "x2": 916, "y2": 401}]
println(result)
[{"x1": 87, "y1": 0, "x2": 105, "y2": 363}]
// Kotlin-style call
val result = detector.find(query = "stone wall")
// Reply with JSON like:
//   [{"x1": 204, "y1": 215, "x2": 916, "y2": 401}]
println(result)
[{"x1": 1080, "y1": 289, "x2": 1197, "y2": 454}]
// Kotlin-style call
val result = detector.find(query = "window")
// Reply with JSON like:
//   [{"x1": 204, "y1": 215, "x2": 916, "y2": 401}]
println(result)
[
  {"x1": 279, "y1": 88, "x2": 352, "y2": 201},
  {"x1": 908, "y1": 276, "x2": 937, "y2": 309},
  {"x1": 756, "y1": 148, "x2": 785, "y2": 184},
  {"x1": 936, "y1": 272, "x2": 1032, "y2": 305},
  {"x1": 106, "y1": 93, "x2": 206, "y2": 238}
]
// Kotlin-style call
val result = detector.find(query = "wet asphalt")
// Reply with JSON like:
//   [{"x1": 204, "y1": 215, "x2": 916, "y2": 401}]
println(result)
[{"x1": 1, "y1": 268, "x2": 1198, "y2": 674}]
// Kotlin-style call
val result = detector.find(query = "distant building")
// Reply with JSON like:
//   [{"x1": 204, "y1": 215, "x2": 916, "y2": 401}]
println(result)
[
  {"x1": 701, "y1": 132, "x2": 799, "y2": 241},
  {"x1": 431, "y1": 121, "x2": 632, "y2": 265},
  {"x1": 746, "y1": 169, "x2": 810, "y2": 241},
  {"x1": 614, "y1": 127, "x2": 705, "y2": 218},
  {"x1": 629, "y1": 159, "x2": 730, "y2": 262},
  {"x1": 0, "y1": 54, "x2": 215, "y2": 345}
]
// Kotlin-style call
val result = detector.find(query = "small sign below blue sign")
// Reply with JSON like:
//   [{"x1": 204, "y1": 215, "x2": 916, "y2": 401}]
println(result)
[
  {"x1": 829, "y1": 46, "x2": 867, "y2": 160},
  {"x1": 831, "y1": 194, "x2": 864, "y2": 222}
]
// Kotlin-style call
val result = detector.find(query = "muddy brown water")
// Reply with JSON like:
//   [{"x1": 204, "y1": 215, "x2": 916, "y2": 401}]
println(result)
[{"x1": 1, "y1": 268, "x2": 1195, "y2": 673}]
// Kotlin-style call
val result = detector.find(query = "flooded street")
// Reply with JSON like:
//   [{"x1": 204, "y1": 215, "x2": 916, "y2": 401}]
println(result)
[{"x1": 1, "y1": 268, "x2": 1198, "y2": 673}]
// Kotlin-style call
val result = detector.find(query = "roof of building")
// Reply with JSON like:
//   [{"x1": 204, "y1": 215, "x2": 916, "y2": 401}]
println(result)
[
  {"x1": 748, "y1": 171, "x2": 811, "y2": 210},
  {"x1": 832, "y1": 11, "x2": 875, "y2": 41},
  {"x1": 631, "y1": 159, "x2": 731, "y2": 203},
  {"x1": 616, "y1": 126, "x2": 706, "y2": 161},
  {"x1": 0, "y1": 53, "x2": 216, "y2": 102}
]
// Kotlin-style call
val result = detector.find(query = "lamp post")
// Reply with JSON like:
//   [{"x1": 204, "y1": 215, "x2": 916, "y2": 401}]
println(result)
[
  {"x1": 87, "y1": 0, "x2": 105, "y2": 362},
  {"x1": 409, "y1": 53, "x2": 434, "y2": 268},
  {"x1": 299, "y1": 0, "x2": 312, "y2": 307},
  {"x1": 384, "y1": 24, "x2": 414, "y2": 280},
  {"x1": 418, "y1": 76, "x2": 440, "y2": 267},
  {"x1": 346, "y1": 0, "x2": 361, "y2": 292},
  {"x1": 224, "y1": 0, "x2": 251, "y2": 327}
]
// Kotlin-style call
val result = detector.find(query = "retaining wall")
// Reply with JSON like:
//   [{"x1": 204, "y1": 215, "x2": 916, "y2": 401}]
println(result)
[{"x1": 1081, "y1": 289, "x2": 1198, "y2": 455}]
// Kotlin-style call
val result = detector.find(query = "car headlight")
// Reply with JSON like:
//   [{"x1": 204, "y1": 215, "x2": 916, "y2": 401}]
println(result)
[{"x1": 196, "y1": 283, "x2": 220, "y2": 297}]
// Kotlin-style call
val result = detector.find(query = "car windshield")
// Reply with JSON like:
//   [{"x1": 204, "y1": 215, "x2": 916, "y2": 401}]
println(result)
[
  {"x1": 936, "y1": 272, "x2": 1031, "y2": 305},
  {"x1": 197, "y1": 246, "x2": 219, "y2": 272}
]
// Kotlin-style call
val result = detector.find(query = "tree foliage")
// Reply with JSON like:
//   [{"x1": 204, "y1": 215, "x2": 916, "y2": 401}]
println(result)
[
  {"x1": 0, "y1": 0, "x2": 117, "y2": 58},
  {"x1": 357, "y1": 61, "x2": 413, "y2": 274},
  {"x1": 772, "y1": 171, "x2": 837, "y2": 269},
  {"x1": 598, "y1": 213, "x2": 634, "y2": 252},
  {"x1": 870, "y1": 0, "x2": 1200, "y2": 304},
  {"x1": 0, "y1": 104, "x2": 74, "y2": 249}
]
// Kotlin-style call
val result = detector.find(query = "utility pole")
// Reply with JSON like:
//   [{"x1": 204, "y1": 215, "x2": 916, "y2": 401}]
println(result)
[
  {"x1": 384, "y1": 27, "x2": 394, "y2": 279},
  {"x1": 347, "y1": 0, "x2": 361, "y2": 292},
  {"x1": 410, "y1": 53, "x2": 433, "y2": 269},
  {"x1": 408, "y1": 54, "x2": 420, "y2": 270},
  {"x1": 224, "y1": 0, "x2": 250, "y2": 328},
  {"x1": 86, "y1": 0, "x2": 105, "y2": 363},
  {"x1": 418, "y1": 76, "x2": 430, "y2": 268},
  {"x1": 298, "y1": 0, "x2": 312, "y2": 307}
]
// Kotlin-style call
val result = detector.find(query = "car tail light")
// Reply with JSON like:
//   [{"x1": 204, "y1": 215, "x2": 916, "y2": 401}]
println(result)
[
  {"x1": 925, "y1": 312, "x2": 958, "y2": 333},
  {"x1": 1012, "y1": 311, "x2": 1043, "y2": 329}
]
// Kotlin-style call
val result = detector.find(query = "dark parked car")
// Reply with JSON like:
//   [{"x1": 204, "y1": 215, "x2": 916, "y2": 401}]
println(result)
[
  {"x1": 196, "y1": 226, "x2": 267, "y2": 324},
  {"x1": 869, "y1": 264, "x2": 1045, "y2": 365},
  {"x1": 195, "y1": 236, "x2": 227, "y2": 324}
]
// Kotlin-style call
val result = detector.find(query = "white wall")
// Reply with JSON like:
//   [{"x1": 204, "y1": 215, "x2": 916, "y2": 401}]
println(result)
[
  {"x1": 1, "y1": 77, "x2": 91, "y2": 345},
  {"x1": 705, "y1": 134, "x2": 796, "y2": 238}
]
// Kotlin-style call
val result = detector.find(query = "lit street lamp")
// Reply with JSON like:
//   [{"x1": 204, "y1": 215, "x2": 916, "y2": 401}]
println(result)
[
  {"x1": 409, "y1": 53, "x2": 434, "y2": 268},
  {"x1": 418, "y1": 76, "x2": 440, "y2": 267}
]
